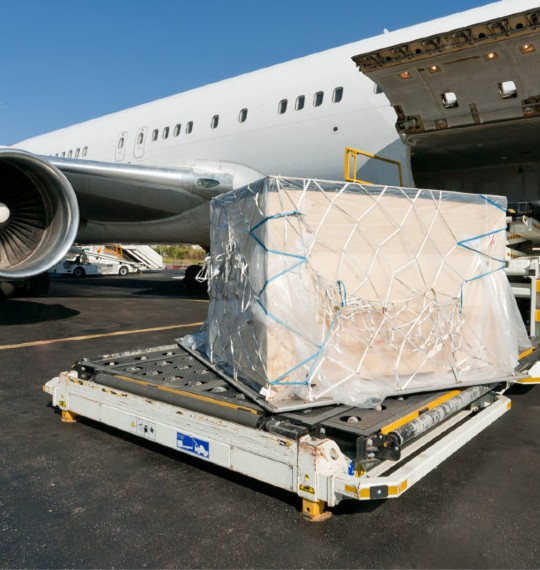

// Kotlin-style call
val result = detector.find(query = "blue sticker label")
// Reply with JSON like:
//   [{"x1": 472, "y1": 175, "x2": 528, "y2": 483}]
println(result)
[{"x1": 176, "y1": 432, "x2": 210, "y2": 458}]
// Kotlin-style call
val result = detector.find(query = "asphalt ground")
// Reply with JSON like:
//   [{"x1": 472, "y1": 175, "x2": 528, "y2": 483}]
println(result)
[{"x1": 0, "y1": 271, "x2": 538, "y2": 569}]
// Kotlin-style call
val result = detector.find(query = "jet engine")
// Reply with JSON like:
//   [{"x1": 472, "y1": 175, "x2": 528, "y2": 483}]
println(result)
[{"x1": 0, "y1": 149, "x2": 79, "y2": 279}]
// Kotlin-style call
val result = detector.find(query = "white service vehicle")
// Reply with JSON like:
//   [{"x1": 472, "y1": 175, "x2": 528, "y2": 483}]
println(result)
[
  {"x1": 49, "y1": 247, "x2": 141, "y2": 277},
  {"x1": 85, "y1": 244, "x2": 165, "y2": 271}
]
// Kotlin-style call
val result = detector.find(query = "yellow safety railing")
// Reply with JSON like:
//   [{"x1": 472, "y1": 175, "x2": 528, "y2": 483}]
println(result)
[{"x1": 344, "y1": 147, "x2": 404, "y2": 186}]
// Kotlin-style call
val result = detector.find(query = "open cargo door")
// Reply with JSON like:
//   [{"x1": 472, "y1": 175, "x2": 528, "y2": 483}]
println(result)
[{"x1": 352, "y1": 8, "x2": 540, "y2": 196}]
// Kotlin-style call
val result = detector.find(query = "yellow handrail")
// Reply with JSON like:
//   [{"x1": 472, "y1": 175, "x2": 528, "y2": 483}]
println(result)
[{"x1": 344, "y1": 147, "x2": 404, "y2": 186}]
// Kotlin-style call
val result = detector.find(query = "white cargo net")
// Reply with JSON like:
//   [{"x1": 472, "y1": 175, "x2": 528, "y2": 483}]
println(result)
[{"x1": 203, "y1": 177, "x2": 528, "y2": 407}]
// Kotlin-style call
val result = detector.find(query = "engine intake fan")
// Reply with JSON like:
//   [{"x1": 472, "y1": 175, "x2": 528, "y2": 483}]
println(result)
[{"x1": 0, "y1": 149, "x2": 79, "y2": 279}]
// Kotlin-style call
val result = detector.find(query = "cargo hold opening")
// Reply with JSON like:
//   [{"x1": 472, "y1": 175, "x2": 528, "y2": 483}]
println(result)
[{"x1": 352, "y1": 7, "x2": 540, "y2": 201}]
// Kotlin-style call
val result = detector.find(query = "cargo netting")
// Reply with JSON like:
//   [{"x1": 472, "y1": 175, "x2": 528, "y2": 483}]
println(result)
[{"x1": 186, "y1": 177, "x2": 529, "y2": 407}]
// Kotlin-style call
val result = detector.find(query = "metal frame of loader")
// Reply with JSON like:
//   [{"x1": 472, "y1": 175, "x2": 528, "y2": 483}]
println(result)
[{"x1": 43, "y1": 343, "x2": 538, "y2": 520}]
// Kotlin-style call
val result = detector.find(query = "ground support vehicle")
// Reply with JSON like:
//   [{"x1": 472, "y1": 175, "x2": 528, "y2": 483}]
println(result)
[
  {"x1": 49, "y1": 248, "x2": 140, "y2": 277},
  {"x1": 43, "y1": 343, "x2": 540, "y2": 520},
  {"x1": 505, "y1": 205, "x2": 540, "y2": 337}
]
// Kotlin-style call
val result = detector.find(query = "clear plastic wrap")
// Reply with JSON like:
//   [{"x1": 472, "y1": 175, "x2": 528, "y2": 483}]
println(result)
[{"x1": 205, "y1": 177, "x2": 529, "y2": 407}]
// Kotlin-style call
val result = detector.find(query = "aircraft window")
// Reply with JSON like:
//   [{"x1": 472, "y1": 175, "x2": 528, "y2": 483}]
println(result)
[
  {"x1": 239, "y1": 108, "x2": 248, "y2": 123},
  {"x1": 61, "y1": 152, "x2": 65, "y2": 157},
  {"x1": 211, "y1": 115, "x2": 219, "y2": 129},
  {"x1": 163, "y1": 127, "x2": 169, "y2": 139},
  {"x1": 314, "y1": 91, "x2": 324, "y2": 107},
  {"x1": 137, "y1": 132, "x2": 144, "y2": 145},
  {"x1": 186, "y1": 121, "x2": 193, "y2": 134},
  {"x1": 75, "y1": 148, "x2": 80, "y2": 158},
  {"x1": 295, "y1": 95, "x2": 305, "y2": 110},
  {"x1": 333, "y1": 87, "x2": 344, "y2": 103},
  {"x1": 82, "y1": 146, "x2": 88, "y2": 157},
  {"x1": 374, "y1": 84, "x2": 383, "y2": 94},
  {"x1": 67, "y1": 150, "x2": 73, "y2": 158},
  {"x1": 152, "y1": 129, "x2": 159, "y2": 141},
  {"x1": 278, "y1": 99, "x2": 288, "y2": 114},
  {"x1": 174, "y1": 123, "x2": 181, "y2": 136},
  {"x1": 117, "y1": 137, "x2": 124, "y2": 150}
]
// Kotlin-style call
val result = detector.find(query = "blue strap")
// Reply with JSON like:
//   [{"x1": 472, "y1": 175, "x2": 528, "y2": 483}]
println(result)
[
  {"x1": 456, "y1": 227, "x2": 506, "y2": 309},
  {"x1": 479, "y1": 194, "x2": 506, "y2": 212},
  {"x1": 456, "y1": 228, "x2": 506, "y2": 261},
  {"x1": 249, "y1": 210, "x2": 350, "y2": 387},
  {"x1": 268, "y1": 283, "x2": 349, "y2": 386}
]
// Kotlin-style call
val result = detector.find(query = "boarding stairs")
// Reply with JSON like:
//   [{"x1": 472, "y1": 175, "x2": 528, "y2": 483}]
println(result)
[{"x1": 113, "y1": 244, "x2": 164, "y2": 271}]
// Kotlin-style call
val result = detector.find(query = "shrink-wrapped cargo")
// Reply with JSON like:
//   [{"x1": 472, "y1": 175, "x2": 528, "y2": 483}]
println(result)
[{"x1": 202, "y1": 177, "x2": 528, "y2": 407}]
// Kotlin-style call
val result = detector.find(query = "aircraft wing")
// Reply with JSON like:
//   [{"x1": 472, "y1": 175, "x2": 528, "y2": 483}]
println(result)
[{"x1": 0, "y1": 149, "x2": 263, "y2": 279}]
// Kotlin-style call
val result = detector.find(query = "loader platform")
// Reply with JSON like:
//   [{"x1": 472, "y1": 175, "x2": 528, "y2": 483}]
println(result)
[{"x1": 44, "y1": 342, "x2": 533, "y2": 519}]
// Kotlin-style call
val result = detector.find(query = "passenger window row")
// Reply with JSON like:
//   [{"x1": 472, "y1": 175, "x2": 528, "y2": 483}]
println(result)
[
  {"x1": 54, "y1": 86, "x2": 344, "y2": 158},
  {"x1": 54, "y1": 146, "x2": 88, "y2": 159},
  {"x1": 147, "y1": 120, "x2": 194, "y2": 144},
  {"x1": 279, "y1": 87, "x2": 343, "y2": 115},
  {"x1": 146, "y1": 87, "x2": 343, "y2": 141}
]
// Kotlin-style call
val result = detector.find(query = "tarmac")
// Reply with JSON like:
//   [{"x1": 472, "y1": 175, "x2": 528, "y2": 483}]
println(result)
[{"x1": 0, "y1": 270, "x2": 538, "y2": 569}]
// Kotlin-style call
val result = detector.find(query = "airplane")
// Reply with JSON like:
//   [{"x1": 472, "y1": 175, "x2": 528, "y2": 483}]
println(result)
[{"x1": 2, "y1": 0, "x2": 540, "y2": 292}]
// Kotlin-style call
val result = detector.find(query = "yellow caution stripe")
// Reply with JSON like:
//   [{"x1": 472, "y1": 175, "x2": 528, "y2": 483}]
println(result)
[
  {"x1": 380, "y1": 390, "x2": 461, "y2": 435},
  {"x1": 388, "y1": 480, "x2": 408, "y2": 496},
  {"x1": 0, "y1": 322, "x2": 204, "y2": 351},
  {"x1": 357, "y1": 480, "x2": 408, "y2": 500},
  {"x1": 519, "y1": 347, "x2": 535, "y2": 360},
  {"x1": 359, "y1": 488, "x2": 371, "y2": 499},
  {"x1": 112, "y1": 374, "x2": 260, "y2": 415},
  {"x1": 516, "y1": 377, "x2": 540, "y2": 384}
]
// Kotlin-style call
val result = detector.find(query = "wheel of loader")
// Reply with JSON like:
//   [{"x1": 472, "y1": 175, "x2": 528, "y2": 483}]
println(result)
[{"x1": 183, "y1": 264, "x2": 204, "y2": 291}]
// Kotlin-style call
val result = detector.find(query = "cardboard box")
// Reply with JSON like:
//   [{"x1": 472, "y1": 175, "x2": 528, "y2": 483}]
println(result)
[{"x1": 207, "y1": 177, "x2": 526, "y2": 407}]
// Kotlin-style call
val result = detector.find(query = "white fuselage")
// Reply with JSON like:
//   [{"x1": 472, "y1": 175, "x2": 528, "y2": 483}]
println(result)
[
  {"x1": 13, "y1": 0, "x2": 540, "y2": 228},
  {"x1": 14, "y1": 42, "x2": 412, "y2": 187},
  {"x1": 4, "y1": 0, "x2": 540, "y2": 283}
]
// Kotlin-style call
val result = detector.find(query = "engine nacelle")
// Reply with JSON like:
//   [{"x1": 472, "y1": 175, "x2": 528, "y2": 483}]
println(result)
[{"x1": 0, "y1": 149, "x2": 79, "y2": 279}]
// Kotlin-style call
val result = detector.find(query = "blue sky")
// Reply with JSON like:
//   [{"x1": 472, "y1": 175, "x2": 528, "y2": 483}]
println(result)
[{"x1": 0, "y1": 0, "x2": 492, "y2": 145}]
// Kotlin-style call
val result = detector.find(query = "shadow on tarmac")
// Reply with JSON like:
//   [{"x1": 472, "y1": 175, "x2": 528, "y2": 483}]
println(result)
[
  {"x1": 49, "y1": 273, "x2": 209, "y2": 300},
  {"x1": 66, "y1": 412, "x2": 385, "y2": 519},
  {"x1": 506, "y1": 382, "x2": 536, "y2": 396},
  {"x1": 0, "y1": 299, "x2": 80, "y2": 325}
]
